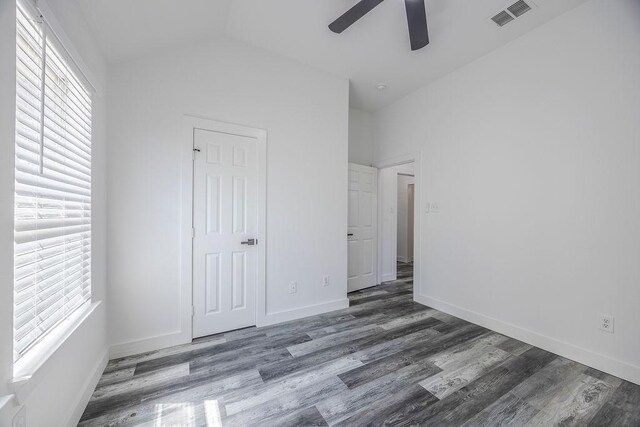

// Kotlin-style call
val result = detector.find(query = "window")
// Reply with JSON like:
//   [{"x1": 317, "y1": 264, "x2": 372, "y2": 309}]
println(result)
[{"x1": 14, "y1": 1, "x2": 92, "y2": 361}]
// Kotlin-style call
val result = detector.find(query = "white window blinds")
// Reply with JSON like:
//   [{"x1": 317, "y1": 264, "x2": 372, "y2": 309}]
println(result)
[{"x1": 14, "y1": 1, "x2": 92, "y2": 360}]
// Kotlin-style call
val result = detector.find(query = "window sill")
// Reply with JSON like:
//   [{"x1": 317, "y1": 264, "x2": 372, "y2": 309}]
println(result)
[
  {"x1": 0, "y1": 394, "x2": 14, "y2": 421},
  {"x1": 10, "y1": 301, "x2": 101, "y2": 404}
]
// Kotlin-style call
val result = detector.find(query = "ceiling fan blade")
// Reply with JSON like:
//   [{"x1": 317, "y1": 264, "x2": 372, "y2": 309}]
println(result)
[
  {"x1": 329, "y1": 0, "x2": 385, "y2": 34},
  {"x1": 405, "y1": 0, "x2": 429, "y2": 51}
]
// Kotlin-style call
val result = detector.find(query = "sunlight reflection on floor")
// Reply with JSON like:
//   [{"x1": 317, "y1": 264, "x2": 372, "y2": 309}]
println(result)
[
  {"x1": 154, "y1": 402, "x2": 195, "y2": 427},
  {"x1": 204, "y1": 400, "x2": 223, "y2": 426},
  {"x1": 152, "y1": 400, "x2": 222, "y2": 427}
]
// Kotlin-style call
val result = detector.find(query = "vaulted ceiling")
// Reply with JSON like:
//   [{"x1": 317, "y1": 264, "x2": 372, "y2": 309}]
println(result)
[{"x1": 77, "y1": 0, "x2": 589, "y2": 111}]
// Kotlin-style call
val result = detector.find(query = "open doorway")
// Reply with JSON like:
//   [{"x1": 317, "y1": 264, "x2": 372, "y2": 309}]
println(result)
[
  {"x1": 396, "y1": 174, "x2": 415, "y2": 289},
  {"x1": 397, "y1": 174, "x2": 415, "y2": 264},
  {"x1": 346, "y1": 157, "x2": 420, "y2": 303},
  {"x1": 378, "y1": 162, "x2": 416, "y2": 297}
]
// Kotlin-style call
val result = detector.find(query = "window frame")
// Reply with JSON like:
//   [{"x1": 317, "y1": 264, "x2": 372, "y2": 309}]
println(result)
[{"x1": 13, "y1": 0, "x2": 95, "y2": 366}]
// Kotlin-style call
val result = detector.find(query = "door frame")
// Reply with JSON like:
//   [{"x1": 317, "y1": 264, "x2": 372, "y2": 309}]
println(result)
[
  {"x1": 407, "y1": 183, "x2": 415, "y2": 263},
  {"x1": 374, "y1": 152, "x2": 422, "y2": 301},
  {"x1": 180, "y1": 115, "x2": 267, "y2": 340}
]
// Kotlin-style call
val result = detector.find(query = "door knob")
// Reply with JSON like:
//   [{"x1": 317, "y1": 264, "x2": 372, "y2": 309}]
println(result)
[{"x1": 241, "y1": 238, "x2": 257, "y2": 246}]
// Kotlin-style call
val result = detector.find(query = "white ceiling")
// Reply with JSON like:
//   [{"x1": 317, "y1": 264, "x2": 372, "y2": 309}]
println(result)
[
  {"x1": 77, "y1": 0, "x2": 589, "y2": 111},
  {"x1": 76, "y1": 0, "x2": 232, "y2": 63}
]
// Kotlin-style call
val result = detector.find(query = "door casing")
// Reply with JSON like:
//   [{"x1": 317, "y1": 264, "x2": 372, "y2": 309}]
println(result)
[
  {"x1": 180, "y1": 116, "x2": 267, "y2": 341},
  {"x1": 407, "y1": 183, "x2": 415, "y2": 262}
]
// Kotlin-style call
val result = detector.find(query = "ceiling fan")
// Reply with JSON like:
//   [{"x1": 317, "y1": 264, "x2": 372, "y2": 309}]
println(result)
[{"x1": 329, "y1": 0, "x2": 429, "y2": 51}]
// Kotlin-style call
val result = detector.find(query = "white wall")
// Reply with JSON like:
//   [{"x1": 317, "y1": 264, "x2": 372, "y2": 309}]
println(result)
[
  {"x1": 374, "y1": 0, "x2": 640, "y2": 384},
  {"x1": 348, "y1": 108, "x2": 373, "y2": 166},
  {"x1": 0, "y1": 0, "x2": 109, "y2": 425},
  {"x1": 397, "y1": 174, "x2": 415, "y2": 263},
  {"x1": 378, "y1": 164, "x2": 415, "y2": 283},
  {"x1": 107, "y1": 38, "x2": 349, "y2": 354}
]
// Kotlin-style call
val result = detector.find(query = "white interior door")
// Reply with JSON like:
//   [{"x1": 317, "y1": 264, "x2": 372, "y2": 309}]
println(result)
[
  {"x1": 348, "y1": 163, "x2": 378, "y2": 292},
  {"x1": 193, "y1": 128, "x2": 258, "y2": 337}
]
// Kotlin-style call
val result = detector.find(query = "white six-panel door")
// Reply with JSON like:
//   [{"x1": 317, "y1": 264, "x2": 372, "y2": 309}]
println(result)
[
  {"x1": 192, "y1": 128, "x2": 258, "y2": 337},
  {"x1": 347, "y1": 163, "x2": 378, "y2": 292}
]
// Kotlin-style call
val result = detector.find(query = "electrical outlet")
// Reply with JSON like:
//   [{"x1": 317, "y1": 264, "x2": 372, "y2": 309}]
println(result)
[
  {"x1": 288, "y1": 282, "x2": 298, "y2": 294},
  {"x1": 322, "y1": 276, "x2": 330, "y2": 287},
  {"x1": 430, "y1": 202, "x2": 440, "y2": 213},
  {"x1": 13, "y1": 406, "x2": 26, "y2": 427},
  {"x1": 599, "y1": 314, "x2": 614, "y2": 333}
]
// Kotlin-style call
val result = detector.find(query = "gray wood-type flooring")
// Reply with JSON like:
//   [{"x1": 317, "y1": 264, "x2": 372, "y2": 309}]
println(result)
[{"x1": 79, "y1": 263, "x2": 640, "y2": 426}]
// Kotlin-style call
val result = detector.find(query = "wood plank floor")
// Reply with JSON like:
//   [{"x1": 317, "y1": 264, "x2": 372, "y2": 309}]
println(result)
[{"x1": 79, "y1": 263, "x2": 640, "y2": 426}]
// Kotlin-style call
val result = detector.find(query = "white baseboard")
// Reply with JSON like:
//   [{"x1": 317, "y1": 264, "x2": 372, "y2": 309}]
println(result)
[
  {"x1": 380, "y1": 273, "x2": 396, "y2": 283},
  {"x1": 261, "y1": 298, "x2": 350, "y2": 327},
  {"x1": 415, "y1": 294, "x2": 640, "y2": 386},
  {"x1": 108, "y1": 299, "x2": 350, "y2": 360},
  {"x1": 110, "y1": 330, "x2": 189, "y2": 360},
  {"x1": 64, "y1": 349, "x2": 109, "y2": 427}
]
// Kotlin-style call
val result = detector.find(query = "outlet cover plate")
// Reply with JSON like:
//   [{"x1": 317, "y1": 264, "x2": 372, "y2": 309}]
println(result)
[
  {"x1": 288, "y1": 282, "x2": 298, "y2": 294},
  {"x1": 599, "y1": 314, "x2": 614, "y2": 333}
]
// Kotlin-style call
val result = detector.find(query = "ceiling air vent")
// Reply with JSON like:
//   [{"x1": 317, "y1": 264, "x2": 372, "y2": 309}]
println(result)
[
  {"x1": 508, "y1": 0, "x2": 532, "y2": 17},
  {"x1": 491, "y1": 11, "x2": 514, "y2": 27},
  {"x1": 489, "y1": 1, "x2": 535, "y2": 28}
]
